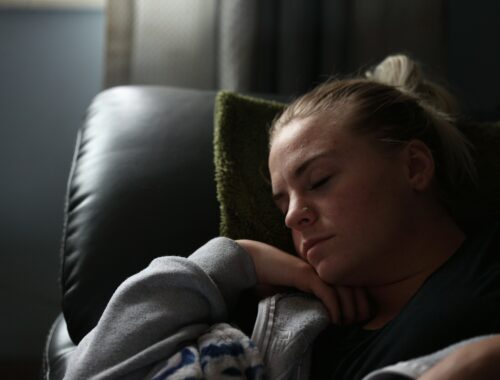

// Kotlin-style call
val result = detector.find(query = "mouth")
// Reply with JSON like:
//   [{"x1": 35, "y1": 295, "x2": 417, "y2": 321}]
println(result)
[{"x1": 302, "y1": 236, "x2": 334, "y2": 258}]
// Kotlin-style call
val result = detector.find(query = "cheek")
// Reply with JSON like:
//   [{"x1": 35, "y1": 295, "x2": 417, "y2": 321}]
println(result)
[
  {"x1": 321, "y1": 182, "x2": 391, "y2": 239},
  {"x1": 338, "y1": 168, "x2": 401, "y2": 209},
  {"x1": 323, "y1": 185, "x2": 374, "y2": 221},
  {"x1": 333, "y1": 178, "x2": 410, "y2": 235}
]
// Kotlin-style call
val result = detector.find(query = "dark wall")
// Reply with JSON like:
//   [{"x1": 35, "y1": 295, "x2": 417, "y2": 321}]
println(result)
[
  {"x1": 448, "y1": 1, "x2": 500, "y2": 120},
  {"x1": 0, "y1": 8, "x2": 104, "y2": 367}
]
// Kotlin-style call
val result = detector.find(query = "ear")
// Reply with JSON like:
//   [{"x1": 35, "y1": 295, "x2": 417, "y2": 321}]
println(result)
[{"x1": 402, "y1": 139, "x2": 435, "y2": 191}]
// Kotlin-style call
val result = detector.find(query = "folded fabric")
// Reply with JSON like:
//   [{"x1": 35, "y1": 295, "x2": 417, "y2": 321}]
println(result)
[
  {"x1": 150, "y1": 323, "x2": 266, "y2": 380},
  {"x1": 148, "y1": 293, "x2": 498, "y2": 380}
]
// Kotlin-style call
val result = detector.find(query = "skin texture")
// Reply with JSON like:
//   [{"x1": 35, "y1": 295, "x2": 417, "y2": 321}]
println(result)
[
  {"x1": 236, "y1": 112, "x2": 499, "y2": 379},
  {"x1": 236, "y1": 239, "x2": 371, "y2": 325},
  {"x1": 239, "y1": 113, "x2": 466, "y2": 326},
  {"x1": 269, "y1": 116, "x2": 429, "y2": 286}
]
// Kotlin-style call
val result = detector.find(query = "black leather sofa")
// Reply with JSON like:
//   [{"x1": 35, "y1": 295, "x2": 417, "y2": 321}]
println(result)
[
  {"x1": 41, "y1": 82, "x2": 500, "y2": 380},
  {"x1": 43, "y1": 86, "x2": 243, "y2": 379}
]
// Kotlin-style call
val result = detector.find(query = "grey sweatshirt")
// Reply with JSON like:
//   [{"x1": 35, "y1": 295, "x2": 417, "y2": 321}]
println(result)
[{"x1": 63, "y1": 237, "x2": 495, "y2": 380}]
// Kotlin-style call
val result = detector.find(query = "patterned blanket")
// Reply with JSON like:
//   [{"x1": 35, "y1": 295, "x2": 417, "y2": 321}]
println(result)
[{"x1": 151, "y1": 323, "x2": 266, "y2": 380}]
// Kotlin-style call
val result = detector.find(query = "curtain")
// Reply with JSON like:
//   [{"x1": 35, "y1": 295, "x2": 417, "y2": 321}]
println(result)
[
  {"x1": 105, "y1": 0, "x2": 218, "y2": 89},
  {"x1": 104, "y1": 0, "x2": 446, "y2": 96}
]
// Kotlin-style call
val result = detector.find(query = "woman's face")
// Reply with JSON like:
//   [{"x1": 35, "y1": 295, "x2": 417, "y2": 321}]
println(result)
[{"x1": 268, "y1": 115, "x2": 419, "y2": 286}]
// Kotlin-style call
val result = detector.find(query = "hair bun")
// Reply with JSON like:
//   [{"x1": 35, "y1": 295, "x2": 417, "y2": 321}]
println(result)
[
  {"x1": 365, "y1": 54, "x2": 422, "y2": 94},
  {"x1": 366, "y1": 54, "x2": 458, "y2": 115}
]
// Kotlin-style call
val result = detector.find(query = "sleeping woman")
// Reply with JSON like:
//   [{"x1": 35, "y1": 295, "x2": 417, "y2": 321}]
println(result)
[{"x1": 63, "y1": 55, "x2": 500, "y2": 380}]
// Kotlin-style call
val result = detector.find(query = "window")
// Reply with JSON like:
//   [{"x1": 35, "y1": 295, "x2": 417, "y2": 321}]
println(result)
[{"x1": 0, "y1": 0, "x2": 104, "y2": 9}]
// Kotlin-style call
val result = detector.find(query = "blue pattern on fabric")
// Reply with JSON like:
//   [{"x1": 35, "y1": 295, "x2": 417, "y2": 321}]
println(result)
[
  {"x1": 151, "y1": 347, "x2": 198, "y2": 380},
  {"x1": 150, "y1": 323, "x2": 266, "y2": 379}
]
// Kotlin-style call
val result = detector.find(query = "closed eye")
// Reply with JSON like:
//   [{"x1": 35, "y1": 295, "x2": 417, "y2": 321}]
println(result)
[{"x1": 309, "y1": 176, "x2": 331, "y2": 190}]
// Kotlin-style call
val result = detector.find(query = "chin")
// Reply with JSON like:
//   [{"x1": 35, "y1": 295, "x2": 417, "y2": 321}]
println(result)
[
  {"x1": 315, "y1": 260, "x2": 358, "y2": 286},
  {"x1": 315, "y1": 262, "x2": 345, "y2": 284}
]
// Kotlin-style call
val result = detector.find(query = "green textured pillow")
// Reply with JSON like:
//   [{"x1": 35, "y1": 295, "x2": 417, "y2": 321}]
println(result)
[
  {"x1": 214, "y1": 92, "x2": 293, "y2": 252},
  {"x1": 214, "y1": 91, "x2": 500, "y2": 247}
]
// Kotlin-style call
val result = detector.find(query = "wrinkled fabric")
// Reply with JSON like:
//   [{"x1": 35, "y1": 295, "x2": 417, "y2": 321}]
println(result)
[{"x1": 149, "y1": 323, "x2": 266, "y2": 380}]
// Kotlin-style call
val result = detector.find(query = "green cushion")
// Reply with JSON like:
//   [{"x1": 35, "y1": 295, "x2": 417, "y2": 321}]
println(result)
[
  {"x1": 214, "y1": 91, "x2": 500, "y2": 249},
  {"x1": 214, "y1": 92, "x2": 293, "y2": 252}
]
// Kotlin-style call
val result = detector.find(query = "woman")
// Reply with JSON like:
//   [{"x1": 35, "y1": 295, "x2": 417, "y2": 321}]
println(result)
[{"x1": 63, "y1": 55, "x2": 500, "y2": 379}]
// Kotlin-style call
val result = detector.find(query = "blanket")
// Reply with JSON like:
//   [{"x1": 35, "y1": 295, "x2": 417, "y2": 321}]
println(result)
[{"x1": 150, "y1": 323, "x2": 266, "y2": 380}]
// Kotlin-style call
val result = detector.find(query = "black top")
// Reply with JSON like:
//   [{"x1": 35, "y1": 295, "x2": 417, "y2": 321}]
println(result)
[{"x1": 311, "y1": 220, "x2": 500, "y2": 380}]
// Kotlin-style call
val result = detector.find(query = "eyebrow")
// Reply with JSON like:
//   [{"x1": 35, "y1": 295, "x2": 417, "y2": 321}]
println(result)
[{"x1": 272, "y1": 150, "x2": 336, "y2": 203}]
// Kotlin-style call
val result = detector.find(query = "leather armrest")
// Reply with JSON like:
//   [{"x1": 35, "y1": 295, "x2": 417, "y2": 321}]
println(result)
[{"x1": 43, "y1": 314, "x2": 76, "y2": 380}]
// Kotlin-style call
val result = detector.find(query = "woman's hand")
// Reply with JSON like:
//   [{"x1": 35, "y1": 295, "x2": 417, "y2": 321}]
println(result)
[
  {"x1": 419, "y1": 335, "x2": 500, "y2": 380},
  {"x1": 236, "y1": 239, "x2": 372, "y2": 325}
]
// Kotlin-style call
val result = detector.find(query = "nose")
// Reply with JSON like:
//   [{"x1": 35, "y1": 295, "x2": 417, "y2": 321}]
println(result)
[{"x1": 285, "y1": 199, "x2": 316, "y2": 230}]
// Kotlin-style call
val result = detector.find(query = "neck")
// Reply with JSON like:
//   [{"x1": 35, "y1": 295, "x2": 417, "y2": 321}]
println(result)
[{"x1": 363, "y1": 215, "x2": 465, "y2": 330}]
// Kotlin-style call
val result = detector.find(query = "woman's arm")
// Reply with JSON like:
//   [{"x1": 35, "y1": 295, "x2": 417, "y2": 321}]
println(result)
[
  {"x1": 419, "y1": 335, "x2": 500, "y2": 380},
  {"x1": 64, "y1": 237, "x2": 371, "y2": 379},
  {"x1": 64, "y1": 237, "x2": 257, "y2": 379},
  {"x1": 363, "y1": 335, "x2": 500, "y2": 380},
  {"x1": 236, "y1": 239, "x2": 372, "y2": 325}
]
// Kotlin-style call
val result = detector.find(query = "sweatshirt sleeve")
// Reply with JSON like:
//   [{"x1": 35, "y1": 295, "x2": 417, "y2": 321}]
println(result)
[{"x1": 63, "y1": 237, "x2": 257, "y2": 380}]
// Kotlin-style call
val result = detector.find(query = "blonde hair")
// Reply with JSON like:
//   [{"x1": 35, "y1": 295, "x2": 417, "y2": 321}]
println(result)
[{"x1": 270, "y1": 54, "x2": 477, "y2": 208}]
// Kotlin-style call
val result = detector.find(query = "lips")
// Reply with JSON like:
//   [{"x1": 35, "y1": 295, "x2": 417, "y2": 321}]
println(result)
[{"x1": 302, "y1": 236, "x2": 333, "y2": 257}]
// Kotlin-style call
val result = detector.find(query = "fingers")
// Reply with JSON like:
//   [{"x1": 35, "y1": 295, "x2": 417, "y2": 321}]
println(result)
[
  {"x1": 317, "y1": 285, "x2": 356, "y2": 325},
  {"x1": 235, "y1": 239, "x2": 373, "y2": 325},
  {"x1": 310, "y1": 283, "x2": 342, "y2": 324},
  {"x1": 311, "y1": 281, "x2": 372, "y2": 326}
]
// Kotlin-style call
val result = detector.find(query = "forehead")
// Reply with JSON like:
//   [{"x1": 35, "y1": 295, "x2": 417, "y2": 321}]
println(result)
[{"x1": 268, "y1": 116, "x2": 352, "y2": 175}]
